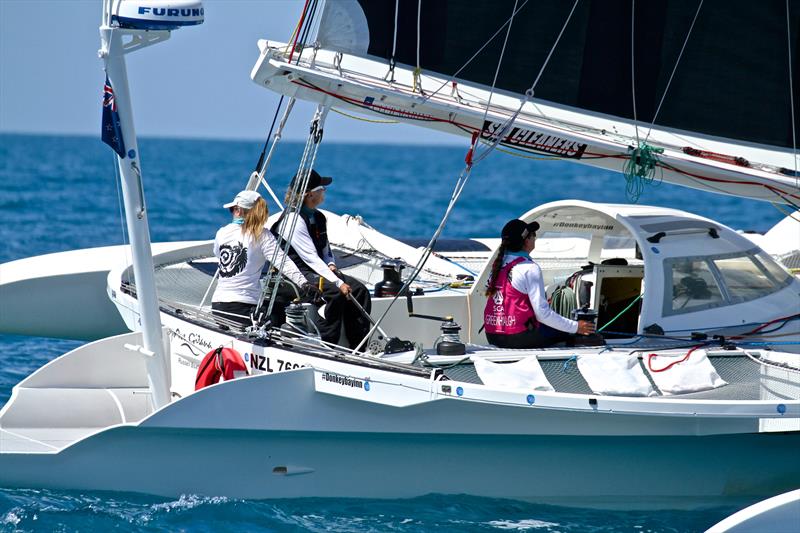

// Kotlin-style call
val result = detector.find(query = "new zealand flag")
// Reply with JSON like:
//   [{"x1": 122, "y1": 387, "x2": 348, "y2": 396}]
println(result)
[{"x1": 102, "y1": 76, "x2": 126, "y2": 157}]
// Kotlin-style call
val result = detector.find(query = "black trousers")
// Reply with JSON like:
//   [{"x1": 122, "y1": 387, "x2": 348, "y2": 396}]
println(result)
[
  {"x1": 486, "y1": 323, "x2": 572, "y2": 349},
  {"x1": 211, "y1": 301, "x2": 257, "y2": 329},
  {"x1": 312, "y1": 272, "x2": 372, "y2": 349}
]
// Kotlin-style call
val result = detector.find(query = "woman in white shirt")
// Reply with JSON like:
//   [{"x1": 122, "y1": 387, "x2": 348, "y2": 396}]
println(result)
[
  {"x1": 483, "y1": 219, "x2": 595, "y2": 348},
  {"x1": 212, "y1": 190, "x2": 309, "y2": 328}
]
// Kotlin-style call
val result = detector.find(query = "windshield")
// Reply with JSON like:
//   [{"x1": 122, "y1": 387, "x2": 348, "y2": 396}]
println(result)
[{"x1": 663, "y1": 250, "x2": 793, "y2": 316}]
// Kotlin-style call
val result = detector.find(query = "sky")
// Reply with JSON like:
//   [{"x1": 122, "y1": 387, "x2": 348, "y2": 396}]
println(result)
[{"x1": 0, "y1": 0, "x2": 458, "y2": 144}]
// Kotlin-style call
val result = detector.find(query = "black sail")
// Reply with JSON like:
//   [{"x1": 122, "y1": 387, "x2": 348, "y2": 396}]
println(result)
[{"x1": 317, "y1": 0, "x2": 800, "y2": 150}]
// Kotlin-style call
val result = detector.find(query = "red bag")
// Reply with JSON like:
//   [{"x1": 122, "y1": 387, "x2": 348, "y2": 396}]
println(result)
[{"x1": 195, "y1": 347, "x2": 248, "y2": 391}]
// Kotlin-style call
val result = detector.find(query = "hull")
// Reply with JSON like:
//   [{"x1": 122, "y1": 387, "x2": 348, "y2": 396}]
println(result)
[
  {"x1": 2, "y1": 332, "x2": 798, "y2": 509},
  {"x1": 2, "y1": 362, "x2": 799, "y2": 509},
  {"x1": 2, "y1": 427, "x2": 797, "y2": 509},
  {"x1": 0, "y1": 242, "x2": 206, "y2": 341}
]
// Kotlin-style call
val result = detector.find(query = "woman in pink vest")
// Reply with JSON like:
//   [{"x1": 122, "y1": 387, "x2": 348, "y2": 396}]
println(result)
[{"x1": 483, "y1": 219, "x2": 596, "y2": 348}]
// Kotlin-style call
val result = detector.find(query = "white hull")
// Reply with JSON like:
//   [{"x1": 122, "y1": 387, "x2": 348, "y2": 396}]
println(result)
[
  {"x1": 2, "y1": 330, "x2": 798, "y2": 508},
  {"x1": 3, "y1": 410, "x2": 796, "y2": 508},
  {"x1": 0, "y1": 242, "x2": 205, "y2": 341},
  {"x1": 707, "y1": 489, "x2": 800, "y2": 532}
]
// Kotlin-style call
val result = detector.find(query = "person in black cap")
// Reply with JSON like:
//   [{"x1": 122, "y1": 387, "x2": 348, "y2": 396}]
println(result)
[
  {"x1": 483, "y1": 218, "x2": 596, "y2": 348},
  {"x1": 272, "y1": 170, "x2": 372, "y2": 349}
]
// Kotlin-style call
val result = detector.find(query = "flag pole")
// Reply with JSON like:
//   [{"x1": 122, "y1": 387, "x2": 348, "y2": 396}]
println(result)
[{"x1": 98, "y1": 5, "x2": 191, "y2": 410}]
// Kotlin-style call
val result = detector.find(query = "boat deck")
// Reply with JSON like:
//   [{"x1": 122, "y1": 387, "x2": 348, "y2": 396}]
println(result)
[{"x1": 438, "y1": 355, "x2": 796, "y2": 401}]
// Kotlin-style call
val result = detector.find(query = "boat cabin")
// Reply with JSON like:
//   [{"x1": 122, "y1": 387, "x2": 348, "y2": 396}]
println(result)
[{"x1": 463, "y1": 200, "x2": 797, "y2": 345}]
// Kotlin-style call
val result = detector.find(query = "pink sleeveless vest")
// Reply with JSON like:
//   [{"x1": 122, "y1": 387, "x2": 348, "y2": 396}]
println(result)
[{"x1": 484, "y1": 256, "x2": 537, "y2": 335}]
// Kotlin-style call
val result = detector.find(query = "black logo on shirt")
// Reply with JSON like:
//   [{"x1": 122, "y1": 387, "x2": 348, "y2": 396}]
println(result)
[{"x1": 218, "y1": 243, "x2": 247, "y2": 278}]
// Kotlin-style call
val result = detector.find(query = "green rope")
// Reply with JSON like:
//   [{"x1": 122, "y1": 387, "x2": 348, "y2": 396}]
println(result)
[
  {"x1": 622, "y1": 142, "x2": 664, "y2": 202},
  {"x1": 551, "y1": 286, "x2": 577, "y2": 319},
  {"x1": 597, "y1": 294, "x2": 643, "y2": 333}
]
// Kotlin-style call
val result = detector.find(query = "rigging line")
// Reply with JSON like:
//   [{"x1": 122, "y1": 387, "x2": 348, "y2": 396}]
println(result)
[
  {"x1": 111, "y1": 151, "x2": 131, "y2": 275},
  {"x1": 473, "y1": 0, "x2": 579, "y2": 165},
  {"x1": 260, "y1": 131, "x2": 317, "y2": 316},
  {"x1": 351, "y1": 1, "x2": 585, "y2": 344},
  {"x1": 256, "y1": 97, "x2": 298, "y2": 210},
  {"x1": 416, "y1": 0, "x2": 422, "y2": 71},
  {"x1": 478, "y1": 0, "x2": 521, "y2": 134},
  {"x1": 771, "y1": 201, "x2": 800, "y2": 222},
  {"x1": 253, "y1": 95, "x2": 285, "y2": 177},
  {"x1": 787, "y1": 0, "x2": 798, "y2": 186},
  {"x1": 330, "y1": 107, "x2": 398, "y2": 124},
  {"x1": 263, "y1": 106, "x2": 329, "y2": 319},
  {"x1": 630, "y1": 0, "x2": 640, "y2": 147},
  {"x1": 295, "y1": 0, "x2": 320, "y2": 65},
  {"x1": 287, "y1": 0, "x2": 311, "y2": 62},
  {"x1": 527, "y1": 0, "x2": 579, "y2": 96},
  {"x1": 643, "y1": 0, "x2": 703, "y2": 144},
  {"x1": 352, "y1": 167, "x2": 476, "y2": 354},
  {"x1": 419, "y1": 0, "x2": 531, "y2": 105},
  {"x1": 392, "y1": 0, "x2": 399, "y2": 60}
]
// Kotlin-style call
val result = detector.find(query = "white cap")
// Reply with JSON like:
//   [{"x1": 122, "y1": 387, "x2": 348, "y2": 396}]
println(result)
[{"x1": 223, "y1": 190, "x2": 261, "y2": 209}]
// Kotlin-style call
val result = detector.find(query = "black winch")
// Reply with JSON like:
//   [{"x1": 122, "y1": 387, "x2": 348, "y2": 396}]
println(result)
[{"x1": 374, "y1": 258, "x2": 406, "y2": 297}]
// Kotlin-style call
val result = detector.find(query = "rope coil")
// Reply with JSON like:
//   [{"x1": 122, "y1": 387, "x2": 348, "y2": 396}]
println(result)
[{"x1": 623, "y1": 142, "x2": 664, "y2": 201}]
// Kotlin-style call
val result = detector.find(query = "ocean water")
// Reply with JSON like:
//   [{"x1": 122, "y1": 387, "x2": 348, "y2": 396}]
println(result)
[{"x1": 0, "y1": 133, "x2": 785, "y2": 532}]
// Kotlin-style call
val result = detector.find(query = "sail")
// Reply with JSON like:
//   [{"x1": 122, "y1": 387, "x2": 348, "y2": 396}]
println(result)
[
  {"x1": 251, "y1": 0, "x2": 800, "y2": 204},
  {"x1": 317, "y1": 0, "x2": 800, "y2": 151}
]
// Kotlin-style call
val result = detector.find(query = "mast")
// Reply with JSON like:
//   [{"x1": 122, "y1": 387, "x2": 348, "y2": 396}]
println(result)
[{"x1": 98, "y1": 0, "x2": 204, "y2": 409}]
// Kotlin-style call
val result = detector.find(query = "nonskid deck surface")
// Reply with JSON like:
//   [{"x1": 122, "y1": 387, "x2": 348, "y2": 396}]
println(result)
[
  {"x1": 435, "y1": 353, "x2": 791, "y2": 401},
  {"x1": 141, "y1": 244, "x2": 491, "y2": 311}
]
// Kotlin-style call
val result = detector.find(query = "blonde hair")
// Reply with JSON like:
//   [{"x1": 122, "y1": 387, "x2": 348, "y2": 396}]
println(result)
[{"x1": 241, "y1": 197, "x2": 268, "y2": 240}]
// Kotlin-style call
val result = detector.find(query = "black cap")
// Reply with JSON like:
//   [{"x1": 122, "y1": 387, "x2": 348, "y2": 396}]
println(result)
[
  {"x1": 500, "y1": 219, "x2": 540, "y2": 250},
  {"x1": 290, "y1": 169, "x2": 333, "y2": 191}
]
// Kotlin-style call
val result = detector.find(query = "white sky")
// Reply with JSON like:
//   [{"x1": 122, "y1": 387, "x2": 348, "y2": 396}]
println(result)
[{"x1": 0, "y1": 0, "x2": 459, "y2": 144}]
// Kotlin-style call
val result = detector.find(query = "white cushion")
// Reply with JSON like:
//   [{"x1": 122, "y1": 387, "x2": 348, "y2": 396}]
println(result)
[
  {"x1": 577, "y1": 353, "x2": 656, "y2": 397},
  {"x1": 472, "y1": 355, "x2": 554, "y2": 391}
]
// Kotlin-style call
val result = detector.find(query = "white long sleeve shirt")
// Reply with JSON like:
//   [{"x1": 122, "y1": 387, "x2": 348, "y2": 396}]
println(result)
[
  {"x1": 212, "y1": 223, "x2": 307, "y2": 304},
  {"x1": 504, "y1": 254, "x2": 579, "y2": 334},
  {"x1": 274, "y1": 211, "x2": 344, "y2": 288}
]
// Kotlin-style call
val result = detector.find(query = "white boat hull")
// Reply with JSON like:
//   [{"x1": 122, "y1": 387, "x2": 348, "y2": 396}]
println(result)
[
  {"x1": 1, "y1": 332, "x2": 798, "y2": 508},
  {"x1": 0, "y1": 242, "x2": 206, "y2": 341}
]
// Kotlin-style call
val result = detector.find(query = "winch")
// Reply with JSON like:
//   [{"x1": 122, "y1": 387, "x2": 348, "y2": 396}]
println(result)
[
  {"x1": 434, "y1": 318, "x2": 466, "y2": 356},
  {"x1": 282, "y1": 299, "x2": 320, "y2": 337},
  {"x1": 374, "y1": 258, "x2": 406, "y2": 297}
]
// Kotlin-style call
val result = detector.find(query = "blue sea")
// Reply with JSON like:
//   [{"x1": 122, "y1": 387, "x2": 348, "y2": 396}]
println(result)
[{"x1": 0, "y1": 133, "x2": 784, "y2": 532}]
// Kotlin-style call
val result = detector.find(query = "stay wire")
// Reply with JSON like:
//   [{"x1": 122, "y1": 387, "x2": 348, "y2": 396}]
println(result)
[
  {"x1": 643, "y1": 0, "x2": 703, "y2": 144},
  {"x1": 420, "y1": 0, "x2": 531, "y2": 105},
  {"x1": 478, "y1": 0, "x2": 520, "y2": 137},
  {"x1": 787, "y1": 0, "x2": 798, "y2": 185},
  {"x1": 630, "y1": 0, "x2": 640, "y2": 147},
  {"x1": 253, "y1": 95, "x2": 286, "y2": 176},
  {"x1": 293, "y1": 0, "x2": 319, "y2": 65},
  {"x1": 352, "y1": 2, "x2": 580, "y2": 353}
]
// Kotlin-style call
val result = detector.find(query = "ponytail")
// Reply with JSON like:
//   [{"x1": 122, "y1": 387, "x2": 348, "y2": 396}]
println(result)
[
  {"x1": 241, "y1": 197, "x2": 268, "y2": 240},
  {"x1": 485, "y1": 243, "x2": 507, "y2": 297}
]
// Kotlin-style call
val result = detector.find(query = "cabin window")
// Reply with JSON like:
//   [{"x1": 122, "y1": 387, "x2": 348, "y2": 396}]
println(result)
[
  {"x1": 712, "y1": 254, "x2": 779, "y2": 302},
  {"x1": 754, "y1": 250, "x2": 793, "y2": 286},
  {"x1": 664, "y1": 258, "x2": 724, "y2": 315},
  {"x1": 664, "y1": 250, "x2": 793, "y2": 316}
]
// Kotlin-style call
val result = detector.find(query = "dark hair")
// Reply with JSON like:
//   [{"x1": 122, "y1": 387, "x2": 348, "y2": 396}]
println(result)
[{"x1": 485, "y1": 243, "x2": 507, "y2": 297}]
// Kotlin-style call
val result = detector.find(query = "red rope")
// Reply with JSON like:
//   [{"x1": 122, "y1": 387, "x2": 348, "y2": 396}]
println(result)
[
  {"x1": 734, "y1": 313, "x2": 800, "y2": 338},
  {"x1": 288, "y1": 0, "x2": 311, "y2": 64},
  {"x1": 683, "y1": 147, "x2": 750, "y2": 167},
  {"x1": 465, "y1": 131, "x2": 479, "y2": 168},
  {"x1": 647, "y1": 345, "x2": 702, "y2": 373},
  {"x1": 289, "y1": 78, "x2": 799, "y2": 201}
]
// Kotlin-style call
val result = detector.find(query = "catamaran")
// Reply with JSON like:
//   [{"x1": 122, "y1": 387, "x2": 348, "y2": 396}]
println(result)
[{"x1": 1, "y1": 0, "x2": 799, "y2": 508}]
